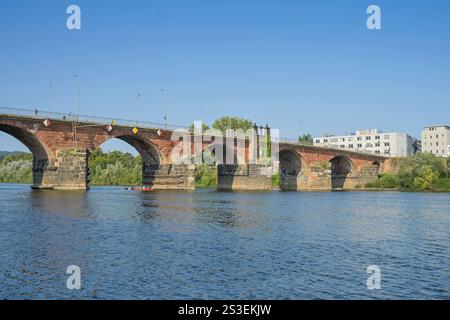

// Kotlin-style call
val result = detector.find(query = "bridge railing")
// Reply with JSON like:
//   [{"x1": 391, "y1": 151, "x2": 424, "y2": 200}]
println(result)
[{"x1": 0, "y1": 106, "x2": 188, "y2": 131}]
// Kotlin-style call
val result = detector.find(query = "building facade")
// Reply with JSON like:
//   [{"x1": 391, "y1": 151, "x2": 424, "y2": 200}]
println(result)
[
  {"x1": 314, "y1": 129, "x2": 418, "y2": 157},
  {"x1": 421, "y1": 126, "x2": 450, "y2": 157}
]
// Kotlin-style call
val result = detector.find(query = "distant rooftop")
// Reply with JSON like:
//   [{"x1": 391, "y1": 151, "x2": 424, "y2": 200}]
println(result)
[{"x1": 423, "y1": 125, "x2": 450, "y2": 129}]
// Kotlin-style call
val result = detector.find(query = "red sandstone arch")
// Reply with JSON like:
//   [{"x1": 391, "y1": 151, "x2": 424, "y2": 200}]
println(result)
[
  {"x1": 96, "y1": 134, "x2": 162, "y2": 165},
  {"x1": 330, "y1": 155, "x2": 353, "y2": 190},
  {"x1": 278, "y1": 149, "x2": 303, "y2": 190},
  {"x1": 0, "y1": 123, "x2": 54, "y2": 160}
]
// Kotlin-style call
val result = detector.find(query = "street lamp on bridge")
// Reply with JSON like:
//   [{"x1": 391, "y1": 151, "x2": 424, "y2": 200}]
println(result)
[
  {"x1": 135, "y1": 93, "x2": 141, "y2": 126},
  {"x1": 48, "y1": 81, "x2": 55, "y2": 115}
]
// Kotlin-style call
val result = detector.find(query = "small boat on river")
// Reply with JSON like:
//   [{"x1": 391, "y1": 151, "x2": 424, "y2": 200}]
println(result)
[{"x1": 125, "y1": 186, "x2": 154, "y2": 192}]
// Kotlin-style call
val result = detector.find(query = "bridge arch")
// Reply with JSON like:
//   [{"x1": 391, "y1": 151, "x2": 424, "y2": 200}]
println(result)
[
  {"x1": 0, "y1": 123, "x2": 56, "y2": 188},
  {"x1": 278, "y1": 149, "x2": 303, "y2": 190},
  {"x1": 92, "y1": 134, "x2": 162, "y2": 187},
  {"x1": 330, "y1": 155, "x2": 353, "y2": 190},
  {"x1": 0, "y1": 123, "x2": 54, "y2": 160}
]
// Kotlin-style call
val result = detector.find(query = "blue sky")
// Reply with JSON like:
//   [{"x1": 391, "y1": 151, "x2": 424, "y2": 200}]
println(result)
[{"x1": 1, "y1": 0, "x2": 450, "y2": 152}]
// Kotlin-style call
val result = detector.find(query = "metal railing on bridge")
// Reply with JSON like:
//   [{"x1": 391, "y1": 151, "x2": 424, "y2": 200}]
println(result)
[{"x1": 0, "y1": 106, "x2": 189, "y2": 131}]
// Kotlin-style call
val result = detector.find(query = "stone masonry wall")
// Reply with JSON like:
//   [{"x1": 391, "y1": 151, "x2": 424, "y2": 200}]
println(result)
[
  {"x1": 143, "y1": 163, "x2": 195, "y2": 190},
  {"x1": 32, "y1": 148, "x2": 88, "y2": 190},
  {"x1": 217, "y1": 164, "x2": 272, "y2": 190}
]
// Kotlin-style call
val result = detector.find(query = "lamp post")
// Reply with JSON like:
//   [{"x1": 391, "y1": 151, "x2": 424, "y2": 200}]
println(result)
[
  {"x1": 135, "y1": 93, "x2": 141, "y2": 126},
  {"x1": 160, "y1": 88, "x2": 167, "y2": 129},
  {"x1": 74, "y1": 74, "x2": 80, "y2": 122},
  {"x1": 48, "y1": 81, "x2": 55, "y2": 115}
]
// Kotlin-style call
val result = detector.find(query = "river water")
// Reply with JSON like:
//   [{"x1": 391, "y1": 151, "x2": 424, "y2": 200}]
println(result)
[{"x1": 0, "y1": 183, "x2": 449, "y2": 299}]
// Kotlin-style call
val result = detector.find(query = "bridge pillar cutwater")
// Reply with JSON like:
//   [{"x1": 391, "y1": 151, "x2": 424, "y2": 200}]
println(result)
[
  {"x1": 143, "y1": 163, "x2": 195, "y2": 190},
  {"x1": 217, "y1": 164, "x2": 273, "y2": 191},
  {"x1": 32, "y1": 148, "x2": 88, "y2": 190}
]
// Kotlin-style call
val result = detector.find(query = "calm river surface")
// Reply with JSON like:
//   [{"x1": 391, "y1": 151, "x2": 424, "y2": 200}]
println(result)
[{"x1": 0, "y1": 183, "x2": 449, "y2": 299}]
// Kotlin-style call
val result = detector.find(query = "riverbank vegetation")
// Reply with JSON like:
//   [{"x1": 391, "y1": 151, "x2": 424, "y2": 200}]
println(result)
[
  {"x1": 0, "y1": 153, "x2": 32, "y2": 184},
  {"x1": 365, "y1": 154, "x2": 450, "y2": 192},
  {"x1": 88, "y1": 149, "x2": 142, "y2": 186}
]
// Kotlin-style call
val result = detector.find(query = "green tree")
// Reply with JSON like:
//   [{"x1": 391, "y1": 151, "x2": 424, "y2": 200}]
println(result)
[
  {"x1": 0, "y1": 153, "x2": 33, "y2": 183},
  {"x1": 298, "y1": 134, "x2": 314, "y2": 146},
  {"x1": 412, "y1": 165, "x2": 439, "y2": 190},
  {"x1": 212, "y1": 116, "x2": 253, "y2": 134},
  {"x1": 88, "y1": 149, "x2": 142, "y2": 186}
]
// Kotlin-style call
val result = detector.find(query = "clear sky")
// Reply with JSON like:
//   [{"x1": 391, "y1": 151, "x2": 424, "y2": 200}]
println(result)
[{"x1": 1, "y1": 0, "x2": 450, "y2": 152}]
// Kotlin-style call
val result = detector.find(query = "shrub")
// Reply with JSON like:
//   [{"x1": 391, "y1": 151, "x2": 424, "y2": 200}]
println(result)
[
  {"x1": 195, "y1": 164, "x2": 217, "y2": 187},
  {"x1": 377, "y1": 174, "x2": 400, "y2": 189},
  {"x1": 272, "y1": 172, "x2": 280, "y2": 188}
]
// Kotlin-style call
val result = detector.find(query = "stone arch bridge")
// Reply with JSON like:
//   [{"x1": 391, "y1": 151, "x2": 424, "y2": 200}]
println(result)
[{"x1": 0, "y1": 108, "x2": 386, "y2": 191}]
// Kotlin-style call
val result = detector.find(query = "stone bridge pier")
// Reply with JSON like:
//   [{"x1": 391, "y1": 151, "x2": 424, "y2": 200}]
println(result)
[{"x1": 32, "y1": 149, "x2": 88, "y2": 190}]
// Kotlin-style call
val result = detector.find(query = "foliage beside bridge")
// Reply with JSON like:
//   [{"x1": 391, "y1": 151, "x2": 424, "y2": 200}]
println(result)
[
  {"x1": 0, "y1": 153, "x2": 32, "y2": 184},
  {"x1": 365, "y1": 153, "x2": 450, "y2": 191},
  {"x1": 88, "y1": 149, "x2": 142, "y2": 186}
]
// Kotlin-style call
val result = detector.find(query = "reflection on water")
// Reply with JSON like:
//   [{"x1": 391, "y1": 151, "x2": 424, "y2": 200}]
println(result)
[{"x1": 0, "y1": 184, "x2": 449, "y2": 299}]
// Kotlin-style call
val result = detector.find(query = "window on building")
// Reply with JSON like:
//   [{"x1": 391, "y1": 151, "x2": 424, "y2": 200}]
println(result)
[
  {"x1": 375, "y1": 136, "x2": 380, "y2": 140},
  {"x1": 357, "y1": 137, "x2": 362, "y2": 141},
  {"x1": 357, "y1": 144, "x2": 362, "y2": 148},
  {"x1": 375, "y1": 151, "x2": 380, "y2": 155},
  {"x1": 315, "y1": 139, "x2": 320, "y2": 143},
  {"x1": 385, "y1": 142, "x2": 390, "y2": 147},
  {"x1": 349, "y1": 144, "x2": 354, "y2": 148},
  {"x1": 366, "y1": 136, "x2": 371, "y2": 140}
]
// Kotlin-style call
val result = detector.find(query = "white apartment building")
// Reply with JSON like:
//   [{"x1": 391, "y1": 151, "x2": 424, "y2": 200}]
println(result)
[
  {"x1": 313, "y1": 129, "x2": 417, "y2": 157},
  {"x1": 421, "y1": 126, "x2": 450, "y2": 157}
]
